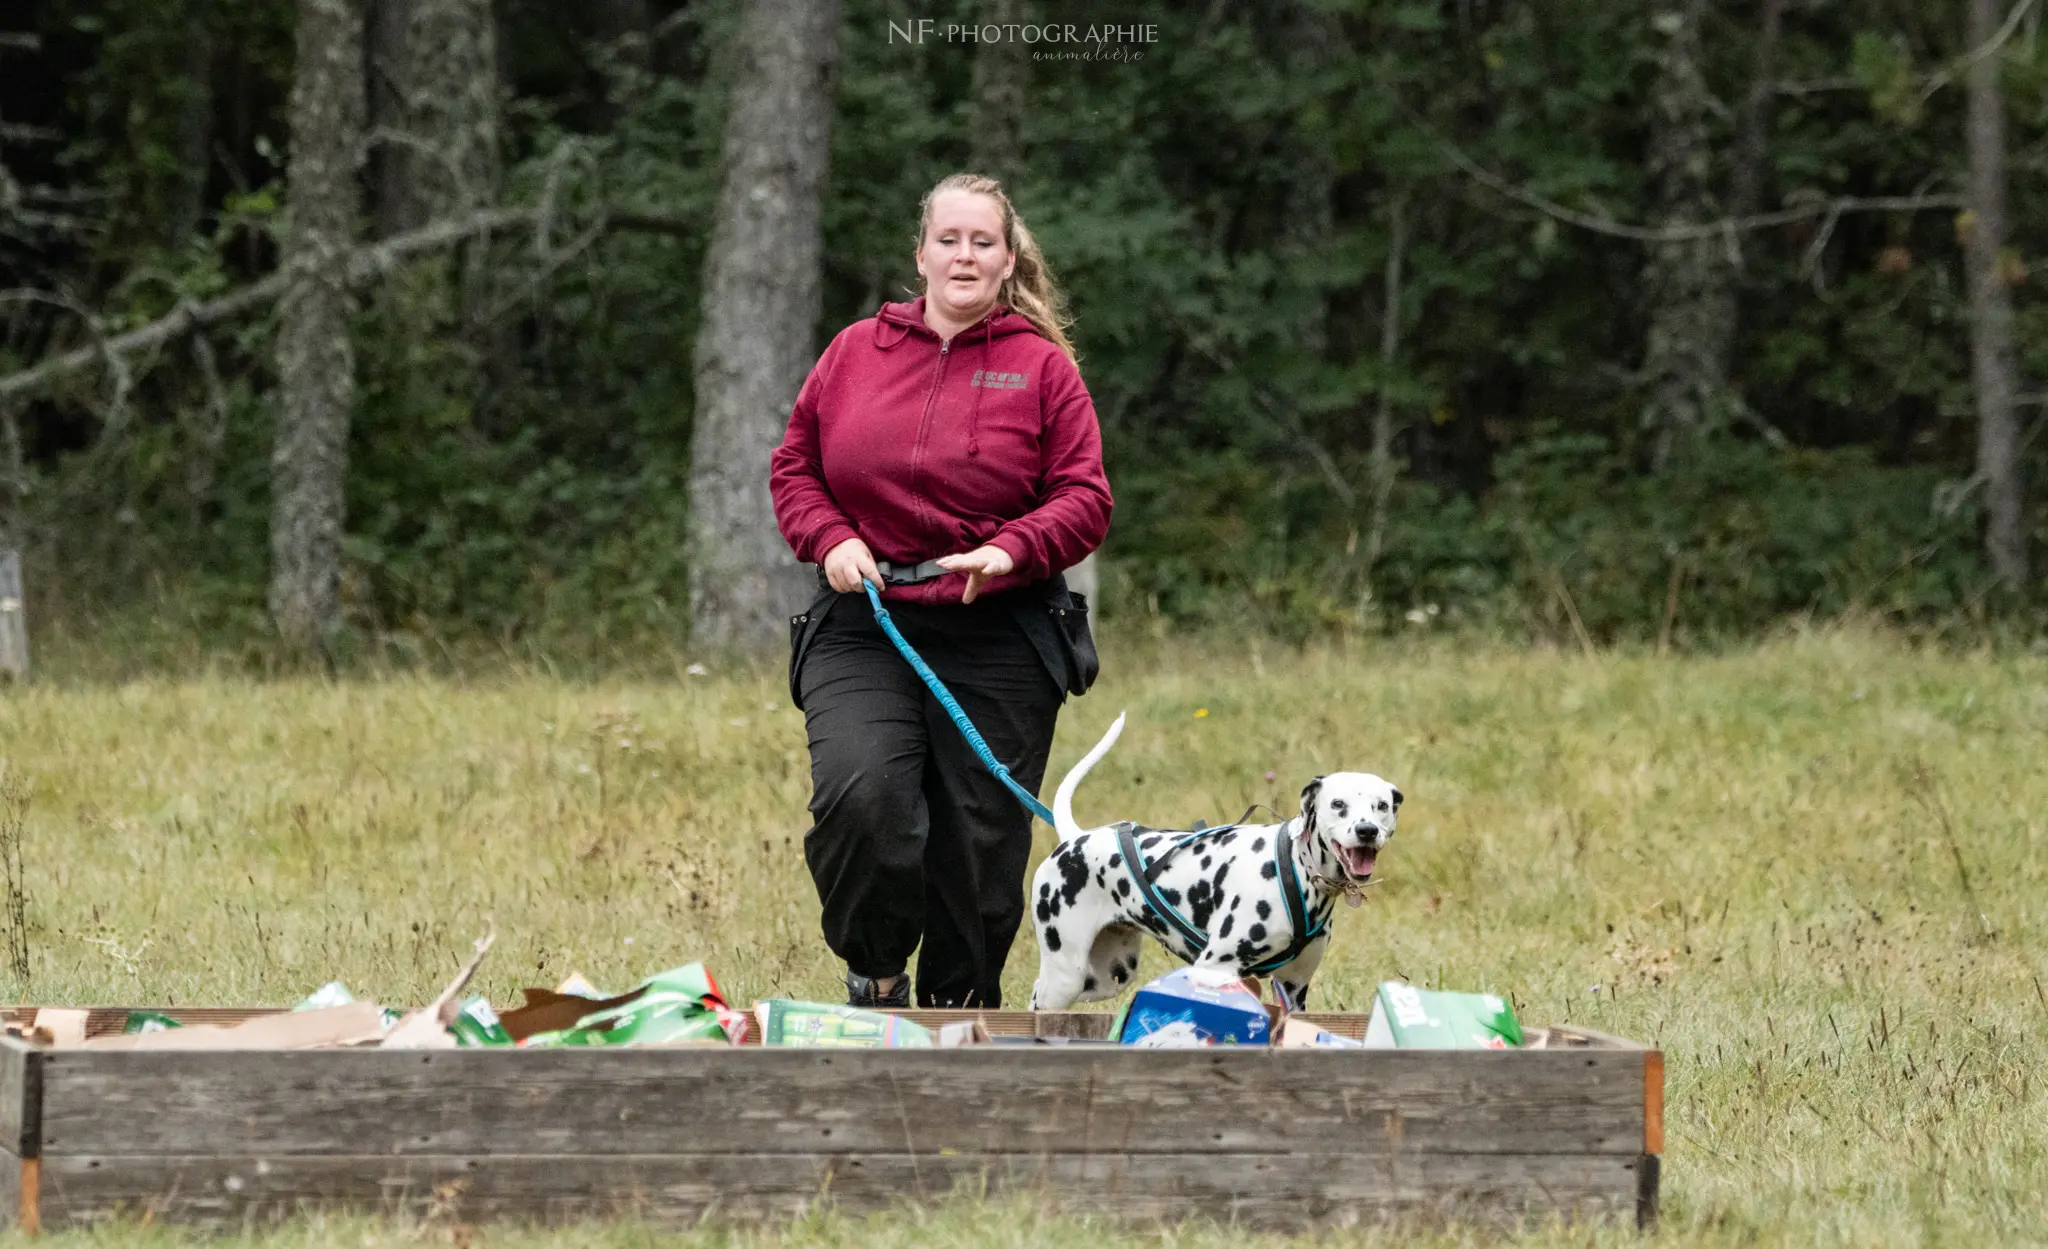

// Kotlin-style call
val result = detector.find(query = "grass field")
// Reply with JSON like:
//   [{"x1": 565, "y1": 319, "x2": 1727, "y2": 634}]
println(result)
[{"x1": 0, "y1": 625, "x2": 2044, "y2": 1246}]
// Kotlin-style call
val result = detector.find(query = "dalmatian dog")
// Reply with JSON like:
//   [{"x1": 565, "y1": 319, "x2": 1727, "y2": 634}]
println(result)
[{"x1": 1027, "y1": 712, "x2": 1402, "y2": 1011}]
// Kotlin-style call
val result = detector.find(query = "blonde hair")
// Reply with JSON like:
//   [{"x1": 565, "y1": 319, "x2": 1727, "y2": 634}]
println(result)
[{"x1": 916, "y1": 173, "x2": 1077, "y2": 362}]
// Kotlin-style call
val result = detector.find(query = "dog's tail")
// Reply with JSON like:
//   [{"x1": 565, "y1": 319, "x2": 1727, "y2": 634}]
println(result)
[{"x1": 1052, "y1": 711, "x2": 1126, "y2": 844}]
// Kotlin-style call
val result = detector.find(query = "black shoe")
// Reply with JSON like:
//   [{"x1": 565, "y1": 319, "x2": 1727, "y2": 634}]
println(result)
[{"x1": 845, "y1": 971, "x2": 910, "y2": 1009}]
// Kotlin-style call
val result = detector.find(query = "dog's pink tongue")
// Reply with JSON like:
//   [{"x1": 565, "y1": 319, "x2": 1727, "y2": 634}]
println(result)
[{"x1": 1343, "y1": 847, "x2": 1377, "y2": 878}]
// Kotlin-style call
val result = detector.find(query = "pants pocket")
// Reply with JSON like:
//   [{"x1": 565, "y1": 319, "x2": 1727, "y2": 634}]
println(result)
[{"x1": 788, "y1": 591, "x2": 835, "y2": 710}]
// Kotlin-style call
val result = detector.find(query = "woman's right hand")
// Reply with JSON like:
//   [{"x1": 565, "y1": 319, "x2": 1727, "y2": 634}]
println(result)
[{"x1": 822, "y1": 536, "x2": 884, "y2": 593}]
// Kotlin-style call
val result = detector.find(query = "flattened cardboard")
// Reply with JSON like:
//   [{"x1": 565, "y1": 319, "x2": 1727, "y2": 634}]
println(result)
[
  {"x1": 1276, "y1": 1016, "x2": 1363, "y2": 1048},
  {"x1": 496, "y1": 985, "x2": 648, "y2": 1042},
  {"x1": 79, "y1": 1002, "x2": 388, "y2": 1051},
  {"x1": 381, "y1": 931, "x2": 495, "y2": 1049},
  {"x1": 937, "y1": 1019, "x2": 993, "y2": 1047},
  {"x1": 30, "y1": 1008, "x2": 88, "y2": 1048}
]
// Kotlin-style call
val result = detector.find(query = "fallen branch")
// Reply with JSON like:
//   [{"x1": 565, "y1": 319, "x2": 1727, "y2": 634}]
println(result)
[{"x1": 0, "y1": 204, "x2": 692, "y2": 404}]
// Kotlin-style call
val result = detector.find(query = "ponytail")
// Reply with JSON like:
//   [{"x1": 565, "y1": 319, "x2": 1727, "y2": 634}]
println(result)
[{"x1": 916, "y1": 172, "x2": 1078, "y2": 363}]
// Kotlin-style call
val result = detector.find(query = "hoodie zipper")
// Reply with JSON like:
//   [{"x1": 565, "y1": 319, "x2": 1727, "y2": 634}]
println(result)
[{"x1": 908, "y1": 338, "x2": 950, "y2": 534}]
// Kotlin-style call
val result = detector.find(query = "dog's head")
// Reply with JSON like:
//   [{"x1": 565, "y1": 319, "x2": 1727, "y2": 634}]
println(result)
[{"x1": 1297, "y1": 773, "x2": 1402, "y2": 883}]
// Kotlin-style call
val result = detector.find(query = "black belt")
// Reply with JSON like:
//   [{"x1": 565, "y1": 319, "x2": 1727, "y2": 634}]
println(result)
[{"x1": 875, "y1": 559, "x2": 948, "y2": 586}]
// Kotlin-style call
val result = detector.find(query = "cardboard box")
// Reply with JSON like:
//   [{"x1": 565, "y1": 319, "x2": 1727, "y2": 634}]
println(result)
[
  {"x1": 1117, "y1": 968, "x2": 1274, "y2": 1045},
  {"x1": 1362, "y1": 981, "x2": 1523, "y2": 1049},
  {"x1": 1276, "y1": 1016, "x2": 1364, "y2": 1048},
  {"x1": 753, "y1": 1001, "x2": 933, "y2": 1047}
]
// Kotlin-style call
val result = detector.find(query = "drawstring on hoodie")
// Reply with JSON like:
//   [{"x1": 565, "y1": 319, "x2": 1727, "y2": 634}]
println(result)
[
  {"x1": 871, "y1": 301, "x2": 1003, "y2": 457},
  {"x1": 874, "y1": 317, "x2": 913, "y2": 351}
]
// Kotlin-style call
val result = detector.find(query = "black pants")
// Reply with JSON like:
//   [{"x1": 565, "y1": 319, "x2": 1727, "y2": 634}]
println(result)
[{"x1": 795, "y1": 592, "x2": 1063, "y2": 1008}]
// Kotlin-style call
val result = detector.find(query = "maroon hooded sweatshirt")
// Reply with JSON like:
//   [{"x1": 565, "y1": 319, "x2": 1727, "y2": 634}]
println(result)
[{"x1": 769, "y1": 297, "x2": 1113, "y2": 605}]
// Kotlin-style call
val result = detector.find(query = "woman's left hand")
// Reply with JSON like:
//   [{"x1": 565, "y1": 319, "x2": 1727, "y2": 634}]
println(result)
[{"x1": 936, "y1": 545, "x2": 1015, "y2": 604}]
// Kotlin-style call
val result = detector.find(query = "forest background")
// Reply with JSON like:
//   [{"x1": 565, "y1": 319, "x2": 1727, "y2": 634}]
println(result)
[{"x1": 2, "y1": 0, "x2": 2045, "y2": 672}]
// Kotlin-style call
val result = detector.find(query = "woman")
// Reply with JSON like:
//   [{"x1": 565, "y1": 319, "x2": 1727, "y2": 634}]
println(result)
[{"x1": 769, "y1": 173, "x2": 1112, "y2": 1010}]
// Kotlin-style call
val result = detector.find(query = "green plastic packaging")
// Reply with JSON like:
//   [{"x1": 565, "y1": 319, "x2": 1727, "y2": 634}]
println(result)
[
  {"x1": 290, "y1": 981, "x2": 402, "y2": 1031},
  {"x1": 294, "y1": 981, "x2": 357, "y2": 1011},
  {"x1": 753, "y1": 1000, "x2": 932, "y2": 1048},
  {"x1": 122, "y1": 1011, "x2": 183, "y2": 1034},
  {"x1": 521, "y1": 963, "x2": 742, "y2": 1048},
  {"x1": 450, "y1": 997, "x2": 513, "y2": 1047},
  {"x1": 1363, "y1": 981, "x2": 1523, "y2": 1049}
]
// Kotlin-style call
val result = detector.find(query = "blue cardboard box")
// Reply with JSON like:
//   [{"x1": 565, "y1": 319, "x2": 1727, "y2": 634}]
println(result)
[{"x1": 1116, "y1": 967, "x2": 1275, "y2": 1045}]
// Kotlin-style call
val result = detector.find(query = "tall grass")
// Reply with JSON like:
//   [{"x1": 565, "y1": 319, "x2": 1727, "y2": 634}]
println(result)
[{"x1": 0, "y1": 623, "x2": 2044, "y2": 1245}]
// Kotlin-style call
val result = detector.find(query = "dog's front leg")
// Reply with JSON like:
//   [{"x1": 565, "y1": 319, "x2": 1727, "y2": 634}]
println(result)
[
  {"x1": 1269, "y1": 934, "x2": 1329, "y2": 1013},
  {"x1": 1029, "y1": 894, "x2": 1108, "y2": 1010},
  {"x1": 1029, "y1": 947, "x2": 1092, "y2": 1010}
]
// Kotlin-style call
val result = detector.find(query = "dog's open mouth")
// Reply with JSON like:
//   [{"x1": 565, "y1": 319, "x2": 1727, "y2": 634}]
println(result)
[{"x1": 1337, "y1": 844, "x2": 1377, "y2": 880}]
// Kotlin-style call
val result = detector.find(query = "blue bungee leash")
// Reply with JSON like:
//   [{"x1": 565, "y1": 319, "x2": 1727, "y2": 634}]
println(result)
[
  {"x1": 860, "y1": 576, "x2": 1328, "y2": 973},
  {"x1": 860, "y1": 577, "x2": 1058, "y2": 826}
]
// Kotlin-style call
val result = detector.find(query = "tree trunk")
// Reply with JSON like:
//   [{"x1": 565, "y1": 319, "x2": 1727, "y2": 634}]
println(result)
[
  {"x1": 270, "y1": 0, "x2": 367, "y2": 651},
  {"x1": 688, "y1": 0, "x2": 842, "y2": 651},
  {"x1": 1640, "y1": 0, "x2": 1737, "y2": 472},
  {"x1": 593, "y1": 0, "x2": 653, "y2": 66},
  {"x1": 367, "y1": 0, "x2": 498, "y2": 240},
  {"x1": 968, "y1": 0, "x2": 1027, "y2": 183},
  {"x1": 365, "y1": 0, "x2": 422, "y2": 238},
  {"x1": 0, "y1": 402, "x2": 23, "y2": 550},
  {"x1": 1362, "y1": 193, "x2": 1408, "y2": 602},
  {"x1": 1728, "y1": 0, "x2": 1784, "y2": 228},
  {"x1": 406, "y1": 0, "x2": 500, "y2": 223},
  {"x1": 165, "y1": 0, "x2": 217, "y2": 248},
  {"x1": 408, "y1": 0, "x2": 502, "y2": 402},
  {"x1": 1965, "y1": 0, "x2": 2029, "y2": 585}
]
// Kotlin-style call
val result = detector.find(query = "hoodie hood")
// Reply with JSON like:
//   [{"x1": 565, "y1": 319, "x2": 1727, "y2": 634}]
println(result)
[{"x1": 873, "y1": 296, "x2": 1039, "y2": 346}]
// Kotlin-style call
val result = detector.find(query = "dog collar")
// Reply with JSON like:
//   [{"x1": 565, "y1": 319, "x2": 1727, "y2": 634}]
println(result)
[
  {"x1": 1304, "y1": 869, "x2": 1379, "y2": 908},
  {"x1": 1292, "y1": 816, "x2": 1376, "y2": 908}
]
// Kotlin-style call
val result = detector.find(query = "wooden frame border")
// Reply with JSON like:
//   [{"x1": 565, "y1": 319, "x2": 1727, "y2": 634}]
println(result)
[{"x1": 0, "y1": 1021, "x2": 1661, "y2": 1235}]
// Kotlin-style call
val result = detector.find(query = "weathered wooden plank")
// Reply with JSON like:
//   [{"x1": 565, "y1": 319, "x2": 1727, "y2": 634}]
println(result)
[
  {"x1": 0, "y1": 1038, "x2": 35, "y2": 1158},
  {"x1": 0, "y1": 1042, "x2": 27, "y2": 1233},
  {"x1": 0, "y1": 551, "x2": 25, "y2": 683},
  {"x1": 39, "y1": 1048, "x2": 1646, "y2": 1159},
  {"x1": 0, "y1": 1156, "x2": 18, "y2": 1231},
  {"x1": 0, "y1": 1007, "x2": 1639, "y2": 1048},
  {"x1": 3, "y1": 1007, "x2": 1125, "y2": 1043},
  {"x1": 34, "y1": 1150, "x2": 1649, "y2": 1230}
]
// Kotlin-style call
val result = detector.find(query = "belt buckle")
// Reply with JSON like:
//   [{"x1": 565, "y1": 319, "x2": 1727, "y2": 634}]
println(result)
[{"x1": 879, "y1": 559, "x2": 940, "y2": 587}]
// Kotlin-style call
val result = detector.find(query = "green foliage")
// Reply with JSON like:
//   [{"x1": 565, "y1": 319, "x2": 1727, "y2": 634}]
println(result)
[
  {"x1": 1107, "y1": 439, "x2": 2011, "y2": 646},
  {"x1": 6, "y1": 0, "x2": 2046, "y2": 658}
]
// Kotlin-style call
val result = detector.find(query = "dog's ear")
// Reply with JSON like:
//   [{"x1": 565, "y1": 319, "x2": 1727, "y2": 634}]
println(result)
[
  {"x1": 1391, "y1": 787, "x2": 1404, "y2": 811},
  {"x1": 1297, "y1": 777, "x2": 1324, "y2": 839}
]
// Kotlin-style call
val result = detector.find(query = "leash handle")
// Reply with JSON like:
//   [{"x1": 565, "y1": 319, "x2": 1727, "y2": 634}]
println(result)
[{"x1": 860, "y1": 578, "x2": 1058, "y2": 827}]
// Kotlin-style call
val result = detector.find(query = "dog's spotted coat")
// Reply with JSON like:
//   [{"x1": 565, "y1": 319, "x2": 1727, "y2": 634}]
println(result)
[{"x1": 1027, "y1": 713, "x2": 1401, "y2": 1011}]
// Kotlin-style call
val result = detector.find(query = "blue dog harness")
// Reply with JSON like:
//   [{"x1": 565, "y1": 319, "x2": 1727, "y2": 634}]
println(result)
[{"x1": 1115, "y1": 820, "x2": 1329, "y2": 977}]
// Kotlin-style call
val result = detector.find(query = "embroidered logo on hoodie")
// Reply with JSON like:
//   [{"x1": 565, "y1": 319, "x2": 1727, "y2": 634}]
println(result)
[{"x1": 970, "y1": 369, "x2": 1029, "y2": 390}]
